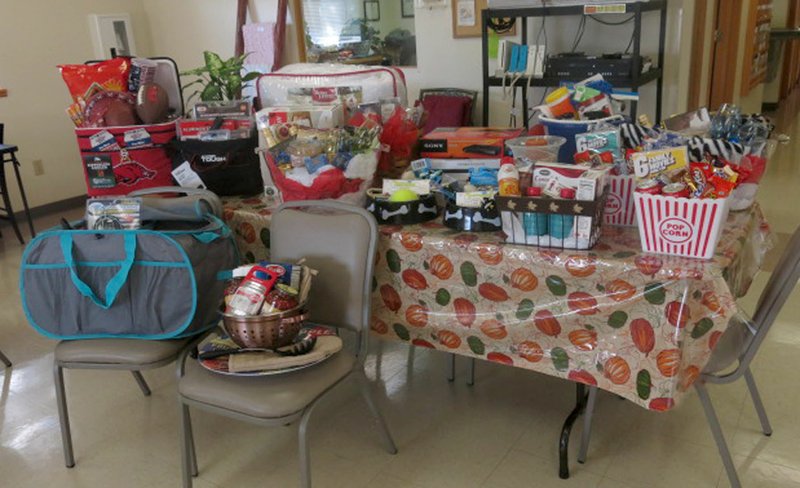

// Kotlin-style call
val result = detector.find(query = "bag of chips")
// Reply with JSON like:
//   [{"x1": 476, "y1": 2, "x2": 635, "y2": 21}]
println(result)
[{"x1": 59, "y1": 57, "x2": 131, "y2": 103}]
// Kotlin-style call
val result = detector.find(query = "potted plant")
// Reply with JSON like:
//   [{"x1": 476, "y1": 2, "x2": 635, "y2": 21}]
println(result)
[{"x1": 180, "y1": 51, "x2": 262, "y2": 104}]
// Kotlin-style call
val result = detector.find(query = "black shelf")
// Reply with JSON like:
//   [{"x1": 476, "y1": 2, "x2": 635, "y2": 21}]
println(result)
[
  {"x1": 481, "y1": 0, "x2": 667, "y2": 128},
  {"x1": 487, "y1": 67, "x2": 662, "y2": 88},
  {"x1": 485, "y1": 0, "x2": 666, "y2": 18}
]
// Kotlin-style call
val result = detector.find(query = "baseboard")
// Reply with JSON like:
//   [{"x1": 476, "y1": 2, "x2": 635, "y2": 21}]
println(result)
[
  {"x1": 3, "y1": 195, "x2": 85, "y2": 224},
  {"x1": 762, "y1": 102, "x2": 779, "y2": 113}
]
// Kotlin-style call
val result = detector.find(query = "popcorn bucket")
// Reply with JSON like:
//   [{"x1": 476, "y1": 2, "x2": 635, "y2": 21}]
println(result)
[
  {"x1": 634, "y1": 194, "x2": 731, "y2": 260},
  {"x1": 604, "y1": 175, "x2": 637, "y2": 226}
]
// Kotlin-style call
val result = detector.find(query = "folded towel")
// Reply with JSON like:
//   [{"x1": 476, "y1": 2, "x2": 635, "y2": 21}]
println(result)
[{"x1": 228, "y1": 335, "x2": 343, "y2": 373}]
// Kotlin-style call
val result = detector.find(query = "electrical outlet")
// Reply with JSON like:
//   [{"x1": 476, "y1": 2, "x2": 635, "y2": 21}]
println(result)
[{"x1": 32, "y1": 159, "x2": 44, "y2": 176}]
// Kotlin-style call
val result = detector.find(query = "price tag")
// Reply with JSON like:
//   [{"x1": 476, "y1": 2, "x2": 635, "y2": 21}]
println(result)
[{"x1": 584, "y1": 4, "x2": 627, "y2": 14}]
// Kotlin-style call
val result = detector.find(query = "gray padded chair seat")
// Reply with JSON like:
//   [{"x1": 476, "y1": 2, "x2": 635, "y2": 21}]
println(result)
[
  {"x1": 179, "y1": 352, "x2": 356, "y2": 419},
  {"x1": 55, "y1": 339, "x2": 191, "y2": 365}
]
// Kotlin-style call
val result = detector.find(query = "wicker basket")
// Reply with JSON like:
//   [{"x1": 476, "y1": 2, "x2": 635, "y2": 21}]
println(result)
[{"x1": 221, "y1": 305, "x2": 308, "y2": 349}]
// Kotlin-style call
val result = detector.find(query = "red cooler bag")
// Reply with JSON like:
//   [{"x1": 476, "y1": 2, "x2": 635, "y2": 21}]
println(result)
[{"x1": 77, "y1": 121, "x2": 177, "y2": 197}]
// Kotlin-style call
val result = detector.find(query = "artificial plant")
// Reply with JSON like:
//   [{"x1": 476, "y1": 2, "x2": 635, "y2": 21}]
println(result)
[{"x1": 180, "y1": 51, "x2": 262, "y2": 104}]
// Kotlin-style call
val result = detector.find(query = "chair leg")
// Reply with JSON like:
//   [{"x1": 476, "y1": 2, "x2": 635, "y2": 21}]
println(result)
[
  {"x1": 11, "y1": 156, "x2": 35, "y2": 238},
  {"x1": 131, "y1": 371, "x2": 151, "y2": 396},
  {"x1": 447, "y1": 353, "x2": 456, "y2": 382},
  {"x1": 744, "y1": 368, "x2": 772, "y2": 436},
  {"x1": 53, "y1": 363, "x2": 75, "y2": 468},
  {"x1": 0, "y1": 163, "x2": 24, "y2": 245},
  {"x1": 0, "y1": 348, "x2": 10, "y2": 367},
  {"x1": 179, "y1": 403, "x2": 198, "y2": 488},
  {"x1": 467, "y1": 358, "x2": 476, "y2": 386},
  {"x1": 356, "y1": 370, "x2": 398, "y2": 455},
  {"x1": 298, "y1": 404, "x2": 318, "y2": 488},
  {"x1": 696, "y1": 382, "x2": 741, "y2": 488},
  {"x1": 577, "y1": 386, "x2": 598, "y2": 464}
]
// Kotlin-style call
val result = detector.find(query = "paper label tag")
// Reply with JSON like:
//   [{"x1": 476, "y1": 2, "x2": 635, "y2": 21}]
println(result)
[
  {"x1": 89, "y1": 130, "x2": 120, "y2": 152},
  {"x1": 123, "y1": 128, "x2": 152, "y2": 148},
  {"x1": 171, "y1": 161, "x2": 206, "y2": 189},
  {"x1": 456, "y1": 191, "x2": 495, "y2": 208},
  {"x1": 382, "y1": 179, "x2": 431, "y2": 195},
  {"x1": 632, "y1": 147, "x2": 690, "y2": 181},
  {"x1": 83, "y1": 154, "x2": 116, "y2": 188},
  {"x1": 312, "y1": 87, "x2": 338, "y2": 104}
]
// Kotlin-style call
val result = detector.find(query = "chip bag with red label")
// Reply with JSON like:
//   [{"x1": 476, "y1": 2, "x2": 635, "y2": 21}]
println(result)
[{"x1": 59, "y1": 57, "x2": 131, "y2": 103}]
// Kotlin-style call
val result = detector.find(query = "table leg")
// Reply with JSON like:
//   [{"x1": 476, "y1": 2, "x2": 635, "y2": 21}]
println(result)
[{"x1": 558, "y1": 383, "x2": 588, "y2": 479}]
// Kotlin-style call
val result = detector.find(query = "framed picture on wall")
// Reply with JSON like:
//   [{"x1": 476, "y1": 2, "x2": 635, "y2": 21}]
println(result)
[
  {"x1": 402, "y1": 0, "x2": 415, "y2": 18},
  {"x1": 364, "y1": 0, "x2": 380, "y2": 21}
]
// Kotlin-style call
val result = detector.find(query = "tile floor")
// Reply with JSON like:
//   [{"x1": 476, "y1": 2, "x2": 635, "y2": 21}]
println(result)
[{"x1": 1, "y1": 97, "x2": 800, "y2": 487}]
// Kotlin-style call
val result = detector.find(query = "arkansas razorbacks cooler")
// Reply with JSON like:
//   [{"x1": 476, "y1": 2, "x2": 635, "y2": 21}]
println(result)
[{"x1": 76, "y1": 120, "x2": 177, "y2": 197}]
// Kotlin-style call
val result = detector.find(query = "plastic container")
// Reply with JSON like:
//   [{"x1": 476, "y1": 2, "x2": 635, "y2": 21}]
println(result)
[
  {"x1": 604, "y1": 174, "x2": 637, "y2": 226},
  {"x1": 506, "y1": 135, "x2": 566, "y2": 163},
  {"x1": 538, "y1": 114, "x2": 622, "y2": 162},
  {"x1": 634, "y1": 194, "x2": 731, "y2": 260}
]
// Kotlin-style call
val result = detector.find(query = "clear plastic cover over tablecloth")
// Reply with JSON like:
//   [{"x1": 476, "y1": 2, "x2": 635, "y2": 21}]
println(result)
[
  {"x1": 220, "y1": 196, "x2": 772, "y2": 411},
  {"x1": 370, "y1": 204, "x2": 772, "y2": 411}
]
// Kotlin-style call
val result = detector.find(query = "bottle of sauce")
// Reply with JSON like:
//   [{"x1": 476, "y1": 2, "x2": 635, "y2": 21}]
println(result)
[{"x1": 497, "y1": 157, "x2": 521, "y2": 196}]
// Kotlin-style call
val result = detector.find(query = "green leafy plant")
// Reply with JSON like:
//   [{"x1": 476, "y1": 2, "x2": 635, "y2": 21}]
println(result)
[{"x1": 180, "y1": 51, "x2": 262, "y2": 104}]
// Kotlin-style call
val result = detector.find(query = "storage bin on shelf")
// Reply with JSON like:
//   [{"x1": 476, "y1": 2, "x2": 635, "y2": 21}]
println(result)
[
  {"x1": 633, "y1": 193, "x2": 731, "y2": 260},
  {"x1": 496, "y1": 187, "x2": 608, "y2": 250},
  {"x1": 604, "y1": 174, "x2": 637, "y2": 226}
]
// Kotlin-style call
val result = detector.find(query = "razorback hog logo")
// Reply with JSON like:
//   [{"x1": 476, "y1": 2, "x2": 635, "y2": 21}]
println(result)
[{"x1": 114, "y1": 161, "x2": 156, "y2": 186}]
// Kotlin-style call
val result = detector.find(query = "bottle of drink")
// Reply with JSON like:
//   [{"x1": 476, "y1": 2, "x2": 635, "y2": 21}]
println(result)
[
  {"x1": 523, "y1": 186, "x2": 548, "y2": 237},
  {"x1": 498, "y1": 157, "x2": 521, "y2": 196},
  {"x1": 549, "y1": 187, "x2": 576, "y2": 240},
  {"x1": 227, "y1": 266, "x2": 279, "y2": 316}
]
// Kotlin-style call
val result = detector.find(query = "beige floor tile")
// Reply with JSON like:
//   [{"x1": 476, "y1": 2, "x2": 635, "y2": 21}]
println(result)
[
  {"x1": 717, "y1": 456, "x2": 800, "y2": 488},
  {"x1": 362, "y1": 473, "x2": 427, "y2": 488},
  {"x1": 603, "y1": 434, "x2": 723, "y2": 488},
  {"x1": 482, "y1": 449, "x2": 603, "y2": 488}
]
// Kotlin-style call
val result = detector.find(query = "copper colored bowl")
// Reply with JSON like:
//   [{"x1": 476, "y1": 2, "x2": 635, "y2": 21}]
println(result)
[{"x1": 221, "y1": 305, "x2": 308, "y2": 349}]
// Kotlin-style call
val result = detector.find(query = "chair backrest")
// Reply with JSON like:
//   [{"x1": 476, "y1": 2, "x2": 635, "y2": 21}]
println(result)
[
  {"x1": 419, "y1": 88, "x2": 478, "y2": 127},
  {"x1": 270, "y1": 201, "x2": 378, "y2": 341},
  {"x1": 736, "y1": 225, "x2": 800, "y2": 373}
]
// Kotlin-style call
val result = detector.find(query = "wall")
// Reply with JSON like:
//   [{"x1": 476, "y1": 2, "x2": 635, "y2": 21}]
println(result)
[
  {"x1": 0, "y1": 0, "x2": 153, "y2": 209},
  {"x1": 407, "y1": 1, "x2": 693, "y2": 125}
]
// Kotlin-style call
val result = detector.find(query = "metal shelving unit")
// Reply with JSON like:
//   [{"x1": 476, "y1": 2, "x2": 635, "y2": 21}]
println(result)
[{"x1": 480, "y1": 0, "x2": 667, "y2": 127}]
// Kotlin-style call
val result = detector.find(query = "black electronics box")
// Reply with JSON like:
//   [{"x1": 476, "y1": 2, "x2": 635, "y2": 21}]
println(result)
[{"x1": 545, "y1": 53, "x2": 651, "y2": 79}]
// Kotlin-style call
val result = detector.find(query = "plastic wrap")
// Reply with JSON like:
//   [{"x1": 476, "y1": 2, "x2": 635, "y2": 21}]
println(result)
[
  {"x1": 256, "y1": 63, "x2": 408, "y2": 109},
  {"x1": 371, "y1": 204, "x2": 771, "y2": 412},
  {"x1": 219, "y1": 195, "x2": 771, "y2": 411}
]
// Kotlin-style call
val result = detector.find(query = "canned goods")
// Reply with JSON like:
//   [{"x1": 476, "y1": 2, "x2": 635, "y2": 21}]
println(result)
[
  {"x1": 662, "y1": 182, "x2": 690, "y2": 198},
  {"x1": 635, "y1": 180, "x2": 662, "y2": 195}
]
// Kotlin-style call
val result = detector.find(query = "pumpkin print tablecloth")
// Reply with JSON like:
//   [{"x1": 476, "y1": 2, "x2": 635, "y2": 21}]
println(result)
[{"x1": 222, "y1": 196, "x2": 772, "y2": 411}]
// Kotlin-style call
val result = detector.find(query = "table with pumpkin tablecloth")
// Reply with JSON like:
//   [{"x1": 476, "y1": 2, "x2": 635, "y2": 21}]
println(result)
[
  {"x1": 223, "y1": 195, "x2": 771, "y2": 410},
  {"x1": 222, "y1": 196, "x2": 771, "y2": 476}
]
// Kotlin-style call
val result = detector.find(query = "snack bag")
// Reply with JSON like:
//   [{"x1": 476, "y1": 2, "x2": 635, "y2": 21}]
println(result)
[{"x1": 59, "y1": 57, "x2": 131, "y2": 103}]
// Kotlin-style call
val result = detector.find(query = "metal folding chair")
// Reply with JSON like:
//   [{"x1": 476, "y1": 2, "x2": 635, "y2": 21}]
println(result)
[{"x1": 578, "y1": 225, "x2": 800, "y2": 488}]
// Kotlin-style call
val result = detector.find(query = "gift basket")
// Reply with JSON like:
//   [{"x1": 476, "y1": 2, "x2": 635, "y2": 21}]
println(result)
[
  {"x1": 197, "y1": 261, "x2": 344, "y2": 375},
  {"x1": 60, "y1": 57, "x2": 184, "y2": 196}
]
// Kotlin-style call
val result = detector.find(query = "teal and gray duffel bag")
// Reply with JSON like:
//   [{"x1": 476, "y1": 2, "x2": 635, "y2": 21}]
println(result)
[{"x1": 19, "y1": 187, "x2": 238, "y2": 340}]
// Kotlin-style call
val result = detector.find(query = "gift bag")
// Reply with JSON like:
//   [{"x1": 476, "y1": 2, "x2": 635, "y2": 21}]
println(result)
[{"x1": 170, "y1": 134, "x2": 264, "y2": 196}]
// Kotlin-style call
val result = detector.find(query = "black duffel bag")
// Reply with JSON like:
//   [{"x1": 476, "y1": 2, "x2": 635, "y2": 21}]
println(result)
[{"x1": 171, "y1": 134, "x2": 263, "y2": 196}]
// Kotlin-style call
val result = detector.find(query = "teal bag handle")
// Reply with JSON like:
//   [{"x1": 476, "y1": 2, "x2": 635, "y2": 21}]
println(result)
[
  {"x1": 59, "y1": 233, "x2": 137, "y2": 310},
  {"x1": 192, "y1": 214, "x2": 232, "y2": 243}
]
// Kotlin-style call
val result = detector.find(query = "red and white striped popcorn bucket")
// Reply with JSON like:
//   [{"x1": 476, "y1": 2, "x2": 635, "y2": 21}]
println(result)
[
  {"x1": 633, "y1": 194, "x2": 731, "y2": 260},
  {"x1": 604, "y1": 175, "x2": 636, "y2": 226}
]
